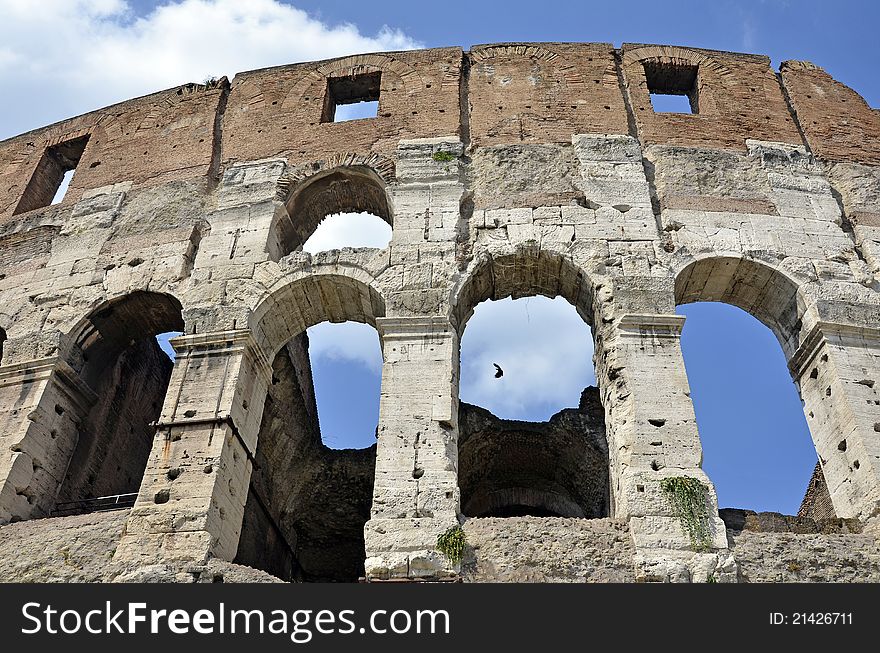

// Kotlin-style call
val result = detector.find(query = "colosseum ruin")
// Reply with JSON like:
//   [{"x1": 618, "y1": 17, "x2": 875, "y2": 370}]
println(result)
[{"x1": 1, "y1": 42, "x2": 879, "y2": 583}]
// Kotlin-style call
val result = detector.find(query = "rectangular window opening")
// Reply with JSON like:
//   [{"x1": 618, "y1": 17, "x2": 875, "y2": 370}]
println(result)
[
  {"x1": 14, "y1": 135, "x2": 89, "y2": 215},
  {"x1": 322, "y1": 71, "x2": 381, "y2": 123},
  {"x1": 644, "y1": 61, "x2": 699, "y2": 114}
]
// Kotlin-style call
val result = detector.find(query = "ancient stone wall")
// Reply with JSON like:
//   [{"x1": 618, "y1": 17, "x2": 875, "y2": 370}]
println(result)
[
  {"x1": 1, "y1": 42, "x2": 880, "y2": 583},
  {"x1": 458, "y1": 388, "x2": 608, "y2": 518}
]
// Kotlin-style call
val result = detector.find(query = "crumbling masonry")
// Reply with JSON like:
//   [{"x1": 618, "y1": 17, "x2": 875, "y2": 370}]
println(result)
[{"x1": 2, "y1": 43, "x2": 880, "y2": 582}]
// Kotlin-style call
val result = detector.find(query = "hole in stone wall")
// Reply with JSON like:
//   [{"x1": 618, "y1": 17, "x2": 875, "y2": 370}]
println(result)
[
  {"x1": 458, "y1": 295, "x2": 606, "y2": 519},
  {"x1": 14, "y1": 135, "x2": 89, "y2": 214},
  {"x1": 322, "y1": 71, "x2": 381, "y2": 123},
  {"x1": 306, "y1": 322, "x2": 382, "y2": 450},
  {"x1": 644, "y1": 60, "x2": 699, "y2": 114},
  {"x1": 51, "y1": 169, "x2": 75, "y2": 205},
  {"x1": 333, "y1": 101, "x2": 379, "y2": 122},
  {"x1": 677, "y1": 301, "x2": 823, "y2": 516},
  {"x1": 0, "y1": 327, "x2": 6, "y2": 364},
  {"x1": 649, "y1": 93, "x2": 694, "y2": 114},
  {"x1": 52, "y1": 292, "x2": 183, "y2": 516},
  {"x1": 235, "y1": 323, "x2": 380, "y2": 581},
  {"x1": 460, "y1": 296, "x2": 594, "y2": 421}
]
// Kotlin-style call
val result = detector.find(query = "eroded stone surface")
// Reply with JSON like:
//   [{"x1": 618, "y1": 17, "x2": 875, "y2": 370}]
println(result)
[
  {"x1": 462, "y1": 517, "x2": 636, "y2": 582},
  {"x1": 0, "y1": 511, "x2": 280, "y2": 583},
  {"x1": 1, "y1": 42, "x2": 880, "y2": 582}
]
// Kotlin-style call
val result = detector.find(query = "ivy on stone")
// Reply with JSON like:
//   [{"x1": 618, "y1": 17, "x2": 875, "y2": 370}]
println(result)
[
  {"x1": 436, "y1": 525, "x2": 467, "y2": 564},
  {"x1": 660, "y1": 476, "x2": 712, "y2": 552}
]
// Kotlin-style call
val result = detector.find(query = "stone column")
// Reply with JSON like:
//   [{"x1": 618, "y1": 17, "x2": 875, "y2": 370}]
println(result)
[
  {"x1": 115, "y1": 330, "x2": 271, "y2": 565},
  {"x1": 364, "y1": 316, "x2": 461, "y2": 580},
  {"x1": 596, "y1": 302, "x2": 733, "y2": 582},
  {"x1": 0, "y1": 357, "x2": 95, "y2": 523},
  {"x1": 789, "y1": 321, "x2": 880, "y2": 522}
]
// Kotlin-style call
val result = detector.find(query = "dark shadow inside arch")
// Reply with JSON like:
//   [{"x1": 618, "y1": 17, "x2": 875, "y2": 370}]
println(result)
[
  {"x1": 236, "y1": 276, "x2": 386, "y2": 582},
  {"x1": 458, "y1": 389, "x2": 609, "y2": 519},
  {"x1": 271, "y1": 166, "x2": 391, "y2": 260},
  {"x1": 54, "y1": 291, "x2": 184, "y2": 513},
  {"x1": 675, "y1": 258, "x2": 833, "y2": 521},
  {"x1": 454, "y1": 250, "x2": 609, "y2": 520}
]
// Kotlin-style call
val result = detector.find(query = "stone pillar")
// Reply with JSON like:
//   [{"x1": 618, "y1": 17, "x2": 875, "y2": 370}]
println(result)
[
  {"x1": 115, "y1": 330, "x2": 271, "y2": 565},
  {"x1": 596, "y1": 307, "x2": 733, "y2": 582},
  {"x1": 789, "y1": 321, "x2": 880, "y2": 522},
  {"x1": 364, "y1": 316, "x2": 461, "y2": 580},
  {"x1": 0, "y1": 357, "x2": 95, "y2": 524}
]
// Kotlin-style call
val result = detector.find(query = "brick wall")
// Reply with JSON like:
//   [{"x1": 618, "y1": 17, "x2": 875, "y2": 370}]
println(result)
[
  {"x1": 221, "y1": 48, "x2": 462, "y2": 166},
  {"x1": 781, "y1": 60, "x2": 880, "y2": 165},
  {"x1": 467, "y1": 43, "x2": 629, "y2": 146},
  {"x1": 620, "y1": 43, "x2": 803, "y2": 150},
  {"x1": 2, "y1": 43, "x2": 878, "y2": 225},
  {"x1": 0, "y1": 81, "x2": 226, "y2": 223}
]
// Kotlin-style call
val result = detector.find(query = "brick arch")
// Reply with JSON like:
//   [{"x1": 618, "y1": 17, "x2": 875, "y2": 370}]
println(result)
[
  {"x1": 622, "y1": 45, "x2": 734, "y2": 82},
  {"x1": 275, "y1": 153, "x2": 395, "y2": 202},
  {"x1": 451, "y1": 244, "x2": 597, "y2": 332},
  {"x1": 281, "y1": 53, "x2": 423, "y2": 110},
  {"x1": 250, "y1": 269, "x2": 386, "y2": 360},
  {"x1": 471, "y1": 44, "x2": 590, "y2": 90}
]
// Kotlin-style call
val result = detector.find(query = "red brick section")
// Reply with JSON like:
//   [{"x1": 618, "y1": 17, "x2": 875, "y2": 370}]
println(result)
[
  {"x1": 221, "y1": 48, "x2": 462, "y2": 166},
  {"x1": 468, "y1": 43, "x2": 629, "y2": 147},
  {"x1": 4, "y1": 44, "x2": 880, "y2": 227},
  {"x1": 0, "y1": 81, "x2": 227, "y2": 224},
  {"x1": 781, "y1": 61, "x2": 880, "y2": 166},
  {"x1": 621, "y1": 43, "x2": 802, "y2": 151}
]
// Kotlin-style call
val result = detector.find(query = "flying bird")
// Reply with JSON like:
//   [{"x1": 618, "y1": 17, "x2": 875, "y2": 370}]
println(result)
[{"x1": 493, "y1": 363, "x2": 504, "y2": 378}]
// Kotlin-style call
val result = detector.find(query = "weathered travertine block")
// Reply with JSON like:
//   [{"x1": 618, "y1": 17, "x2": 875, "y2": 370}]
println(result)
[
  {"x1": 364, "y1": 316, "x2": 461, "y2": 579},
  {"x1": 789, "y1": 321, "x2": 880, "y2": 520},
  {"x1": 114, "y1": 330, "x2": 270, "y2": 564},
  {"x1": 0, "y1": 358, "x2": 95, "y2": 524}
]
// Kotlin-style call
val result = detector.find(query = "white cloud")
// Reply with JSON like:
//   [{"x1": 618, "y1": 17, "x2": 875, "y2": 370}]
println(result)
[
  {"x1": 0, "y1": 0, "x2": 422, "y2": 139},
  {"x1": 459, "y1": 296, "x2": 595, "y2": 421},
  {"x1": 306, "y1": 321, "x2": 382, "y2": 373},
  {"x1": 302, "y1": 212, "x2": 392, "y2": 254}
]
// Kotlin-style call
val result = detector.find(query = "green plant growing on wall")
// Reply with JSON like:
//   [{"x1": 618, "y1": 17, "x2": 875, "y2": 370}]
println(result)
[
  {"x1": 660, "y1": 476, "x2": 712, "y2": 552},
  {"x1": 436, "y1": 526, "x2": 467, "y2": 564},
  {"x1": 432, "y1": 151, "x2": 455, "y2": 162}
]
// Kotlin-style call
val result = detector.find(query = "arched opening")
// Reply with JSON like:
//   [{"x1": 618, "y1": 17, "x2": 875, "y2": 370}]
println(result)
[
  {"x1": 271, "y1": 166, "x2": 392, "y2": 260},
  {"x1": 0, "y1": 327, "x2": 6, "y2": 364},
  {"x1": 675, "y1": 257, "x2": 831, "y2": 520},
  {"x1": 235, "y1": 274, "x2": 385, "y2": 582},
  {"x1": 306, "y1": 321, "x2": 382, "y2": 450},
  {"x1": 54, "y1": 292, "x2": 184, "y2": 514},
  {"x1": 454, "y1": 250, "x2": 609, "y2": 519}
]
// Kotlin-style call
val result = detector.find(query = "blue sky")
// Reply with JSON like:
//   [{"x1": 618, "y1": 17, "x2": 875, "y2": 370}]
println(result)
[{"x1": 6, "y1": 0, "x2": 876, "y2": 515}]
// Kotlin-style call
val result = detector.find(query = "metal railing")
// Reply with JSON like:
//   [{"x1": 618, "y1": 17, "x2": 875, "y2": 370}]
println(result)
[{"x1": 51, "y1": 492, "x2": 138, "y2": 517}]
